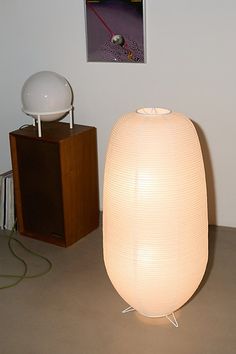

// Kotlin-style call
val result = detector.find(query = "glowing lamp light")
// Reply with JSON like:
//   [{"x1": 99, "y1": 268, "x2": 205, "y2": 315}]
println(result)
[{"x1": 103, "y1": 107, "x2": 208, "y2": 327}]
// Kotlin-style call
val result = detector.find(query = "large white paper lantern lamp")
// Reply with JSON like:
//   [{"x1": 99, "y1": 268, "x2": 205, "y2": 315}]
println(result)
[{"x1": 103, "y1": 107, "x2": 208, "y2": 326}]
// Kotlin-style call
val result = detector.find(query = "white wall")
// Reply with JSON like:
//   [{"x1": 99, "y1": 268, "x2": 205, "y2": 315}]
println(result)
[{"x1": 0, "y1": 0, "x2": 235, "y2": 227}]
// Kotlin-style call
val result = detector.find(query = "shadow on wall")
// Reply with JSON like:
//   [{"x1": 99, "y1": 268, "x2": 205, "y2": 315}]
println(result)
[{"x1": 193, "y1": 122, "x2": 217, "y2": 226}]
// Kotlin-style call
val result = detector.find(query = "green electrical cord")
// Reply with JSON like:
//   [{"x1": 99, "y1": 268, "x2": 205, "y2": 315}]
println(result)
[{"x1": 0, "y1": 221, "x2": 52, "y2": 290}]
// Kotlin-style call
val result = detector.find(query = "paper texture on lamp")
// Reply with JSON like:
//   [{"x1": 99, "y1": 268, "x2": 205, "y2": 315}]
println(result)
[{"x1": 103, "y1": 109, "x2": 208, "y2": 317}]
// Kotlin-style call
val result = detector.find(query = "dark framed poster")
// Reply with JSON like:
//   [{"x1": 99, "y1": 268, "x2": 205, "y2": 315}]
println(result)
[{"x1": 85, "y1": 0, "x2": 146, "y2": 63}]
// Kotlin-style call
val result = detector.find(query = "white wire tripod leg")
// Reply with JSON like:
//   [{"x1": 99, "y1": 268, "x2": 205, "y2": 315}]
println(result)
[
  {"x1": 37, "y1": 115, "x2": 42, "y2": 138},
  {"x1": 69, "y1": 108, "x2": 74, "y2": 129},
  {"x1": 166, "y1": 313, "x2": 179, "y2": 328},
  {"x1": 122, "y1": 306, "x2": 135, "y2": 314},
  {"x1": 122, "y1": 307, "x2": 179, "y2": 328}
]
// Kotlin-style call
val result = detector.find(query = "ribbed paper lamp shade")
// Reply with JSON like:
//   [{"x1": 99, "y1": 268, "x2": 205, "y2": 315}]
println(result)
[{"x1": 103, "y1": 108, "x2": 208, "y2": 319}]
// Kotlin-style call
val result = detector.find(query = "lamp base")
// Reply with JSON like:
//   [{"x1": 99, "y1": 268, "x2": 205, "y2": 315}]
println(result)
[
  {"x1": 29, "y1": 107, "x2": 74, "y2": 138},
  {"x1": 122, "y1": 306, "x2": 179, "y2": 328}
]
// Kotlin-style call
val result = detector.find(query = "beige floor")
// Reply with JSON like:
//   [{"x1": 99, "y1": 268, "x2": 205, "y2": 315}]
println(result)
[{"x1": 0, "y1": 225, "x2": 235, "y2": 354}]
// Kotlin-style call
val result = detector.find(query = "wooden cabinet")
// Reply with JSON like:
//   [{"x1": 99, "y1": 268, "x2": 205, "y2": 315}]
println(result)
[{"x1": 9, "y1": 122, "x2": 99, "y2": 247}]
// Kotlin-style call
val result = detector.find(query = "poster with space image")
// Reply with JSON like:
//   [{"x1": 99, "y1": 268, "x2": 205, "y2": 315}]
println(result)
[{"x1": 85, "y1": 0, "x2": 145, "y2": 63}]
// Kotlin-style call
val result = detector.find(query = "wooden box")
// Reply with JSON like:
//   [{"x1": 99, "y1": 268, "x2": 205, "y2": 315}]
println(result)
[{"x1": 9, "y1": 122, "x2": 99, "y2": 247}]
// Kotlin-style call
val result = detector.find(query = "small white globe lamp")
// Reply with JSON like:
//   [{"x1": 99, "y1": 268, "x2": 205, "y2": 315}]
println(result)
[{"x1": 21, "y1": 71, "x2": 73, "y2": 137}]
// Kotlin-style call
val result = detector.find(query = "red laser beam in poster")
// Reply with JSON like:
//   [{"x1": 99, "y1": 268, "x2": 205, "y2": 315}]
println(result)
[{"x1": 87, "y1": 2, "x2": 114, "y2": 38}]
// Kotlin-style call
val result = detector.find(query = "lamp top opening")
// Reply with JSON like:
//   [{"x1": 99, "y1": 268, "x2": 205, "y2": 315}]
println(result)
[{"x1": 136, "y1": 108, "x2": 171, "y2": 116}]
